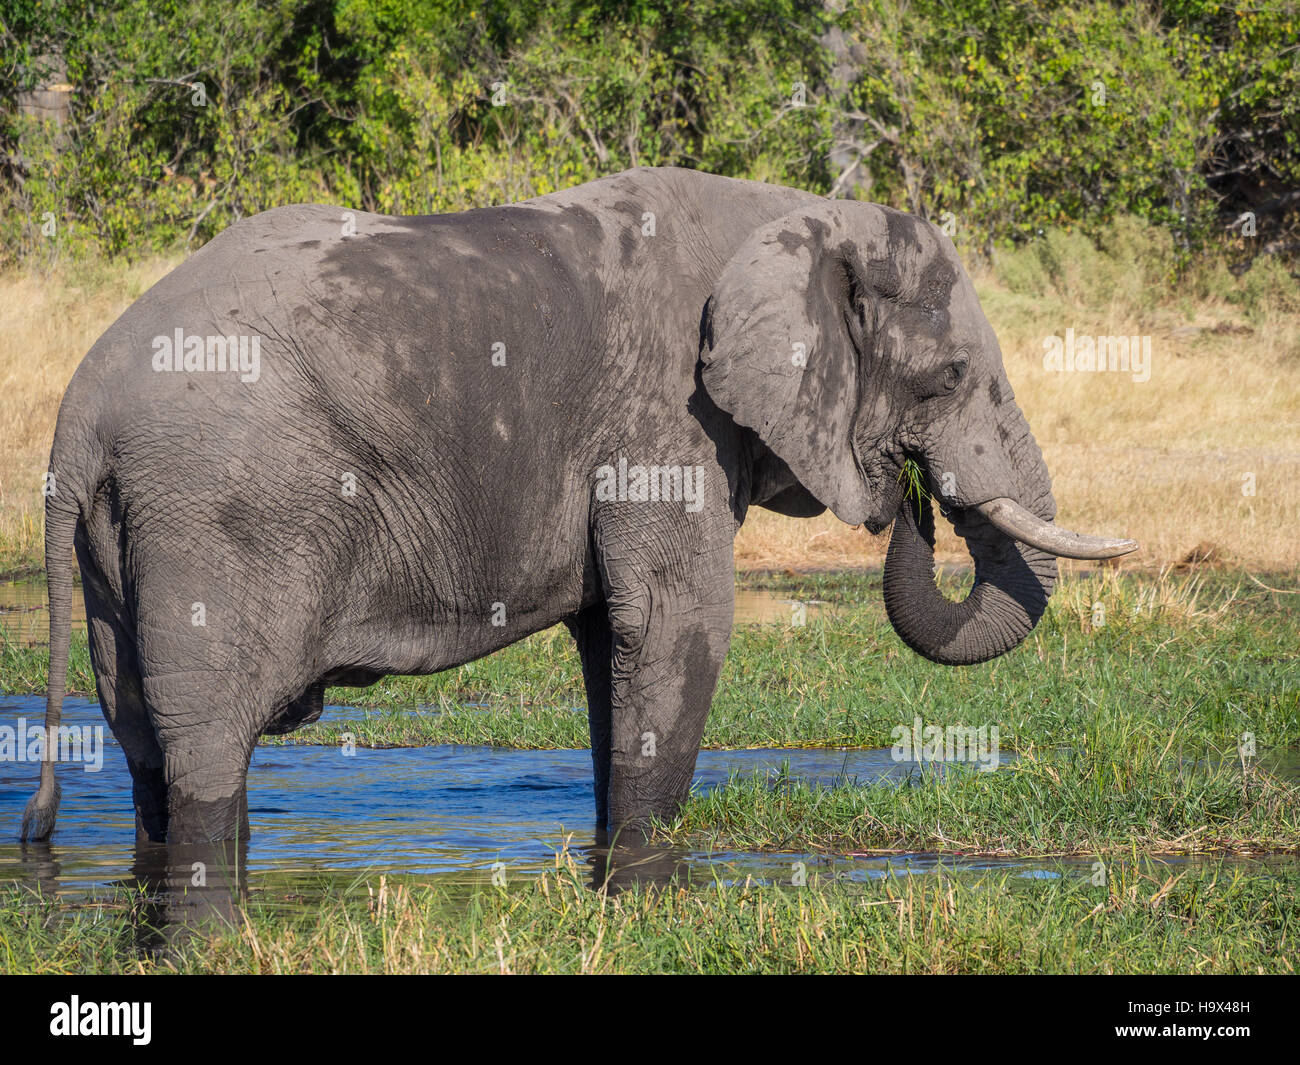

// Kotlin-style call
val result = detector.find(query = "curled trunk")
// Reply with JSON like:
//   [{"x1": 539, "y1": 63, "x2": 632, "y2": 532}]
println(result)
[{"x1": 882, "y1": 496, "x2": 1057, "y2": 666}]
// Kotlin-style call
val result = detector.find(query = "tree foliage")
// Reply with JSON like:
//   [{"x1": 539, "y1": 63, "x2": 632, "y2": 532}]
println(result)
[{"x1": 1, "y1": 0, "x2": 1296, "y2": 265}]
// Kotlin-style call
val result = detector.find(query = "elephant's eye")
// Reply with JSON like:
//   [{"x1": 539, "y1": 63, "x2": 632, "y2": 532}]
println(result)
[{"x1": 942, "y1": 356, "x2": 968, "y2": 392}]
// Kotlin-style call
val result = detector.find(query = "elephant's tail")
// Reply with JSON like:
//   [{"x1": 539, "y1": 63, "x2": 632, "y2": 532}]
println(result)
[{"x1": 20, "y1": 480, "x2": 80, "y2": 841}]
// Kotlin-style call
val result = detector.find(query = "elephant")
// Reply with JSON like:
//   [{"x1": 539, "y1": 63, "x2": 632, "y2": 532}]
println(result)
[{"x1": 22, "y1": 166, "x2": 1135, "y2": 849}]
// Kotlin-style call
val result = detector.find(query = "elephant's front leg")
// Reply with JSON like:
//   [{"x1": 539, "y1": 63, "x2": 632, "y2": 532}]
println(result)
[{"x1": 597, "y1": 511, "x2": 735, "y2": 839}]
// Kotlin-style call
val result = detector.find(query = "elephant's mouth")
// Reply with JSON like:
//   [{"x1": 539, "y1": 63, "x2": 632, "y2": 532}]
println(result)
[
  {"x1": 881, "y1": 487, "x2": 1137, "y2": 666},
  {"x1": 858, "y1": 452, "x2": 908, "y2": 535}
]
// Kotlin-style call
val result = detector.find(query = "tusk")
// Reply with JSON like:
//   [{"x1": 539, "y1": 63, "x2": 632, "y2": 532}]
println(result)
[{"x1": 974, "y1": 498, "x2": 1138, "y2": 560}]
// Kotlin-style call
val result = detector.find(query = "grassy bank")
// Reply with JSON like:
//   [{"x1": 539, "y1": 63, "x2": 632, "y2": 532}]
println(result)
[
  {"x1": 664, "y1": 751, "x2": 1299, "y2": 857},
  {"x1": 2, "y1": 859, "x2": 1295, "y2": 974}
]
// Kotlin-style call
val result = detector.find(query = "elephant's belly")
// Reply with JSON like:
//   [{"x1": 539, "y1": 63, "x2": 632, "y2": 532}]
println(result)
[{"x1": 322, "y1": 565, "x2": 597, "y2": 681}]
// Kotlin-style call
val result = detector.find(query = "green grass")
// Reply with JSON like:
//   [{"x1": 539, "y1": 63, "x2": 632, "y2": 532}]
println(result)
[
  {"x1": 659, "y1": 749, "x2": 1300, "y2": 856},
  {"x1": 1, "y1": 858, "x2": 1294, "y2": 974},
  {"x1": 898, "y1": 456, "x2": 930, "y2": 513}
]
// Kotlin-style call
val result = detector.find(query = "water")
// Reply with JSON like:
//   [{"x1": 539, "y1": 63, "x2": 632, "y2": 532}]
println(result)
[
  {"x1": 1, "y1": 697, "x2": 1291, "y2": 902},
  {"x1": 733, "y1": 589, "x2": 830, "y2": 625},
  {"x1": 0, "y1": 696, "x2": 977, "y2": 890},
  {"x1": 0, "y1": 578, "x2": 88, "y2": 647}
]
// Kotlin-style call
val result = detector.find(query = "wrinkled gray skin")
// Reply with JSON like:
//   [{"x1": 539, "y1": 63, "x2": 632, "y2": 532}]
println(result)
[{"x1": 25, "y1": 167, "x2": 1079, "y2": 846}]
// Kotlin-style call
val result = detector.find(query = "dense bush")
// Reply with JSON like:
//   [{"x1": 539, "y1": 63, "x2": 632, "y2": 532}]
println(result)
[{"x1": 1, "y1": 0, "x2": 1296, "y2": 265}]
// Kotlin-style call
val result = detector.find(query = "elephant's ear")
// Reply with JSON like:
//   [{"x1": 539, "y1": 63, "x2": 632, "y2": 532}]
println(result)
[{"x1": 700, "y1": 202, "x2": 889, "y2": 525}]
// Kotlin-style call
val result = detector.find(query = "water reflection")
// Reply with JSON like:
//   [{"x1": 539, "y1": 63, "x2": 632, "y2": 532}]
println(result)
[
  {"x1": 0, "y1": 578, "x2": 88, "y2": 647},
  {"x1": 732, "y1": 589, "x2": 829, "y2": 625}
]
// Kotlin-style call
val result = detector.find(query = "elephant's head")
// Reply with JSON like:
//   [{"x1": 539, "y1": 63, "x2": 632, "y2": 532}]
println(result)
[{"x1": 701, "y1": 199, "x2": 1135, "y2": 665}]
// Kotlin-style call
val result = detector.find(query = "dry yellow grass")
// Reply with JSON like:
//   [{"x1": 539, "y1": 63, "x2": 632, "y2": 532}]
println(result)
[
  {"x1": 0, "y1": 257, "x2": 177, "y2": 572},
  {"x1": 1, "y1": 223, "x2": 1297, "y2": 577}
]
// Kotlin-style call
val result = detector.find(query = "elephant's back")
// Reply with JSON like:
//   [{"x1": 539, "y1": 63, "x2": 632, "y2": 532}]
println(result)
[{"x1": 54, "y1": 199, "x2": 615, "y2": 554}]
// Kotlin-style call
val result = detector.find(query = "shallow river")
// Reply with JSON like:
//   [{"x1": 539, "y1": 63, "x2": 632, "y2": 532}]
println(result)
[{"x1": 1, "y1": 696, "x2": 1289, "y2": 901}]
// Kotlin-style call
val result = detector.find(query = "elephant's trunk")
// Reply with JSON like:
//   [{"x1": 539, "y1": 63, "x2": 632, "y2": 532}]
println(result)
[{"x1": 882, "y1": 495, "x2": 1058, "y2": 666}]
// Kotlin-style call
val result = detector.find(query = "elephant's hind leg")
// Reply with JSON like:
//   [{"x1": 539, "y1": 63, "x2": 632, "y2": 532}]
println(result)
[
  {"x1": 87, "y1": 611, "x2": 168, "y2": 843},
  {"x1": 144, "y1": 676, "x2": 258, "y2": 846},
  {"x1": 131, "y1": 575, "x2": 282, "y2": 845},
  {"x1": 77, "y1": 533, "x2": 168, "y2": 842},
  {"x1": 125, "y1": 526, "x2": 337, "y2": 845},
  {"x1": 566, "y1": 605, "x2": 615, "y2": 829}
]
